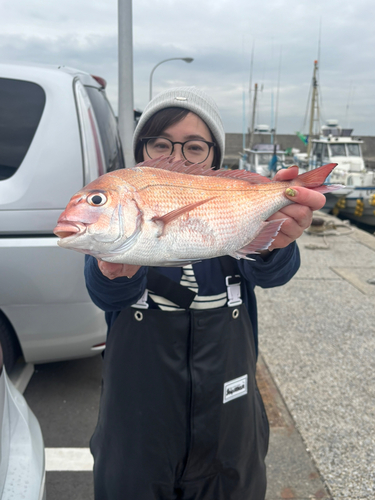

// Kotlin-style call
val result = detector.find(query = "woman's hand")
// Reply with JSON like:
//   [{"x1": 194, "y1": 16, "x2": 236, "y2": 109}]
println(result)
[
  {"x1": 266, "y1": 166, "x2": 327, "y2": 250},
  {"x1": 97, "y1": 261, "x2": 141, "y2": 280}
]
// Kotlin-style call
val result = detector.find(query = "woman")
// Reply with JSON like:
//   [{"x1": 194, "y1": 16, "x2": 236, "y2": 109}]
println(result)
[{"x1": 85, "y1": 87, "x2": 326, "y2": 500}]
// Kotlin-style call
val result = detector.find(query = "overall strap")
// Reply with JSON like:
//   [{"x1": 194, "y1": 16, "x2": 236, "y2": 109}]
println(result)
[
  {"x1": 219, "y1": 256, "x2": 243, "y2": 307},
  {"x1": 147, "y1": 267, "x2": 196, "y2": 310}
]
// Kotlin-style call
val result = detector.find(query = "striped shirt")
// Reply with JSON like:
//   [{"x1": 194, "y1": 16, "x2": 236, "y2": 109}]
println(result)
[
  {"x1": 148, "y1": 264, "x2": 228, "y2": 311},
  {"x1": 85, "y1": 242, "x2": 301, "y2": 355}
]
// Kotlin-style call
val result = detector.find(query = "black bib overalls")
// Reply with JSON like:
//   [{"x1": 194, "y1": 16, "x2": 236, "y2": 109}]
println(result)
[{"x1": 90, "y1": 272, "x2": 269, "y2": 500}]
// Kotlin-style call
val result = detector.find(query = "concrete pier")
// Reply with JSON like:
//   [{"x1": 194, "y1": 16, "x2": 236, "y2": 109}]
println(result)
[{"x1": 257, "y1": 212, "x2": 375, "y2": 499}]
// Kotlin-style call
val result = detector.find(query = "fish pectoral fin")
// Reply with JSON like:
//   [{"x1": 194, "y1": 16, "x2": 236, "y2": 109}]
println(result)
[
  {"x1": 233, "y1": 218, "x2": 288, "y2": 258},
  {"x1": 152, "y1": 197, "x2": 217, "y2": 236}
]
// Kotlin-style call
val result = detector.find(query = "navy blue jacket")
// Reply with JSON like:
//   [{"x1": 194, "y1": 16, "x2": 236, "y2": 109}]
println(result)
[{"x1": 84, "y1": 243, "x2": 300, "y2": 355}]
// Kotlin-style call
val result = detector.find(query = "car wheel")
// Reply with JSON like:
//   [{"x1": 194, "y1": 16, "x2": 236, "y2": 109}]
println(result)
[{"x1": 0, "y1": 312, "x2": 21, "y2": 373}]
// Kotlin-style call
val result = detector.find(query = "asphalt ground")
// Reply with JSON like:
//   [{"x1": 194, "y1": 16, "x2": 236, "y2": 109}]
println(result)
[{"x1": 22, "y1": 350, "x2": 329, "y2": 500}]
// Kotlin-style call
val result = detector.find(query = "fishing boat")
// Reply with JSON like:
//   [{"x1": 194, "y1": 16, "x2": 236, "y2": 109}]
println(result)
[
  {"x1": 240, "y1": 143, "x2": 287, "y2": 177},
  {"x1": 294, "y1": 61, "x2": 375, "y2": 226},
  {"x1": 239, "y1": 82, "x2": 288, "y2": 176}
]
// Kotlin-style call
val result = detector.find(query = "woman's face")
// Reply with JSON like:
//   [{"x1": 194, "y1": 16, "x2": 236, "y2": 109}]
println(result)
[{"x1": 142, "y1": 112, "x2": 215, "y2": 169}]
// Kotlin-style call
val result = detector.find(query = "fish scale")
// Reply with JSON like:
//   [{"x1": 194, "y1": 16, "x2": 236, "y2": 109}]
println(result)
[
  {"x1": 54, "y1": 158, "x2": 342, "y2": 266},
  {"x1": 129, "y1": 180, "x2": 285, "y2": 260}
]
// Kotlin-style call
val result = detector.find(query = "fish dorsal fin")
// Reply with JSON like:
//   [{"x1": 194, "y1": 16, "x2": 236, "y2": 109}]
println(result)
[
  {"x1": 141, "y1": 156, "x2": 191, "y2": 172},
  {"x1": 139, "y1": 156, "x2": 272, "y2": 184},
  {"x1": 207, "y1": 169, "x2": 272, "y2": 183}
]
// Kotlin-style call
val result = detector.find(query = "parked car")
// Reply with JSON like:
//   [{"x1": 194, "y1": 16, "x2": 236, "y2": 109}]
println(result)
[
  {"x1": 0, "y1": 341, "x2": 46, "y2": 499},
  {"x1": 0, "y1": 63, "x2": 125, "y2": 371}
]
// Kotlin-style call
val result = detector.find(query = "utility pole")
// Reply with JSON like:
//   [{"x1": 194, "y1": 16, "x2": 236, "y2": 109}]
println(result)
[{"x1": 118, "y1": 0, "x2": 135, "y2": 168}]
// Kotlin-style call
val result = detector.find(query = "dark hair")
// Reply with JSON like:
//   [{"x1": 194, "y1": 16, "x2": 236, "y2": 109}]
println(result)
[{"x1": 134, "y1": 107, "x2": 220, "y2": 168}]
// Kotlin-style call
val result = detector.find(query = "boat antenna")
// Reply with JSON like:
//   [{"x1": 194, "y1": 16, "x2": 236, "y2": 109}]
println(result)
[
  {"x1": 247, "y1": 40, "x2": 255, "y2": 145},
  {"x1": 317, "y1": 18, "x2": 322, "y2": 70},
  {"x1": 248, "y1": 83, "x2": 258, "y2": 150},
  {"x1": 300, "y1": 79, "x2": 312, "y2": 133},
  {"x1": 344, "y1": 81, "x2": 355, "y2": 128},
  {"x1": 316, "y1": 19, "x2": 326, "y2": 127},
  {"x1": 242, "y1": 35, "x2": 247, "y2": 154},
  {"x1": 248, "y1": 40, "x2": 255, "y2": 125},
  {"x1": 306, "y1": 59, "x2": 320, "y2": 159},
  {"x1": 274, "y1": 45, "x2": 282, "y2": 142}
]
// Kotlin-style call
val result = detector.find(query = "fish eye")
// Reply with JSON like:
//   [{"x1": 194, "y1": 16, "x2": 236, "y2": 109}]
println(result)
[{"x1": 87, "y1": 193, "x2": 107, "y2": 206}]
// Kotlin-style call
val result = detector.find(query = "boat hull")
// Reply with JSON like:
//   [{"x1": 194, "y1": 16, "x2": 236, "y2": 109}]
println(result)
[{"x1": 325, "y1": 187, "x2": 375, "y2": 227}]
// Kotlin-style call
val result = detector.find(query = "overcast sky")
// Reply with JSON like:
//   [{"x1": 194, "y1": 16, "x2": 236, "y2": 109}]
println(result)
[{"x1": 1, "y1": 0, "x2": 374, "y2": 136}]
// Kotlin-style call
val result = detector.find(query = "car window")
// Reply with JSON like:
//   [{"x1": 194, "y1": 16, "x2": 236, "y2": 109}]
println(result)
[
  {"x1": 0, "y1": 78, "x2": 46, "y2": 180},
  {"x1": 85, "y1": 86, "x2": 125, "y2": 171}
]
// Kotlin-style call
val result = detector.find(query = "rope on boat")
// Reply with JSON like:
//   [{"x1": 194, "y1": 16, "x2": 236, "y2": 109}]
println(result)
[{"x1": 303, "y1": 217, "x2": 354, "y2": 250}]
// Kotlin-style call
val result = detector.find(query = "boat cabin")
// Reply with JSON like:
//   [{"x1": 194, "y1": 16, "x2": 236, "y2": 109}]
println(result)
[
  {"x1": 240, "y1": 144, "x2": 286, "y2": 177},
  {"x1": 311, "y1": 121, "x2": 365, "y2": 173}
]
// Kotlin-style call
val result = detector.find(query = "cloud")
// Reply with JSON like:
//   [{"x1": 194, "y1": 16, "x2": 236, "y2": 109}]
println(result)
[{"x1": 0, "y1": 0, "x2": 374, "y2": 135}]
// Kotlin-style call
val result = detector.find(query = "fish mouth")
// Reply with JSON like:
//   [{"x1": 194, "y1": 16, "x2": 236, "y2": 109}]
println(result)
[{"x1": 53, "y1": 222, "x2": 87, "y2": 239}]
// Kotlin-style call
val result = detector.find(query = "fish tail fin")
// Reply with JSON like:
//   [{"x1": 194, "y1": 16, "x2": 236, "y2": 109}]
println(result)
[
  {"x1": 292, "y1": 163, "x2": 337, "y2": 188},
  {"x1": 308, "y1": 184, "x2": 345, "y2": 194}
]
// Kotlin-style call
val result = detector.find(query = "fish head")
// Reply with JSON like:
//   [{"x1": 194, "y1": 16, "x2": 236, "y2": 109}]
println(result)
[{"x1": 53, "y1": 174, "x2": 141, "y2": 258}]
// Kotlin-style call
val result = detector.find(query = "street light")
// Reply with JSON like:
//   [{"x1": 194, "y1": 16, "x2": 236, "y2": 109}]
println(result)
[{"x1": 149, "y1": 57, "x2": 194, "y2": 101}]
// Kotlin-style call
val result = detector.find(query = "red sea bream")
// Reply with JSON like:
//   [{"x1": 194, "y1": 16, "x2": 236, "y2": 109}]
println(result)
[{"x1": 53, "y1": 157, "x2": 341, "y2": 266}]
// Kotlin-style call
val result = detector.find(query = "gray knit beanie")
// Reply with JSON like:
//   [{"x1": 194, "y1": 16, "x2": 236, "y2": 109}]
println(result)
[{"x1": 133, "y1": 86, "x2": 225, "y2": 168}]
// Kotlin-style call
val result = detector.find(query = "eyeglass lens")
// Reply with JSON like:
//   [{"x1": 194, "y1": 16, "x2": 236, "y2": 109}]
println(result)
[{"x1": 146, "y1": 138, "x2": 210, "y2": 163}]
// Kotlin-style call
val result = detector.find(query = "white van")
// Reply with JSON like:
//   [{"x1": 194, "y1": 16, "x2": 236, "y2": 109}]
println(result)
[{"x1": 0, "y1": 63, "x2": 125, "y2": 371}]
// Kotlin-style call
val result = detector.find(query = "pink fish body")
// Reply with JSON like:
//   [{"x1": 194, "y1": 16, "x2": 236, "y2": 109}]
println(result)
[{"x1": 54, "y1": 158, "x2": 341, "y2": 266}]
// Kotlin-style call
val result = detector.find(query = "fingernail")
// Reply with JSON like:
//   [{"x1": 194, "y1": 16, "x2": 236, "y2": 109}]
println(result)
[
  {"x1": 285, "y1": 187, "x2": 296, "y2": 197},
  {"x1": 287, "y1": 164, "x2": 298, "y2": 169}
]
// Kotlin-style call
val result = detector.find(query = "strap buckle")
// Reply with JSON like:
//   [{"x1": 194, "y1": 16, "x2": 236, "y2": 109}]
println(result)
[
  {"x1": 131, "y1": 289, "x2": 149, "y2": 309},
  {"x1": 225, "y1": 275, "x2": 242, "y2": 307}
]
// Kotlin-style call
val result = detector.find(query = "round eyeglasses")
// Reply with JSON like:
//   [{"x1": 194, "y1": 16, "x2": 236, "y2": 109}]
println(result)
[{"x1": 141, "y1": 137, "x2": 216, "y2": 164}]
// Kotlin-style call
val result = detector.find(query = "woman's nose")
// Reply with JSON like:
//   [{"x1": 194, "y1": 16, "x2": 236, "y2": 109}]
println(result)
[{"x1": 172, "y1": 144, "x2": 184, "y2": 161}]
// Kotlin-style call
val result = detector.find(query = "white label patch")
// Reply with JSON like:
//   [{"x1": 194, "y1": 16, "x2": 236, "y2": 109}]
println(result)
[{"x1": 223, "y1": 374, "x2": 248, "y2": 404}]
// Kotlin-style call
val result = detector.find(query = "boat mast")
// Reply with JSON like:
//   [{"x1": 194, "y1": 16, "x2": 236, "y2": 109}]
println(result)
[
  {"x1": 273, "y1": 46, "x2": 282, "y2": 147},
  {"x1": 248, "y1": 83, "x2": 258, "y2": 149},
  {"x1": 307, "y1": 60, "x2": 319, "y2": 159}
]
